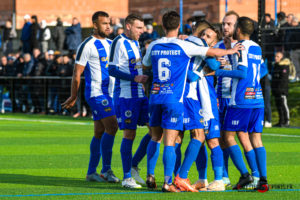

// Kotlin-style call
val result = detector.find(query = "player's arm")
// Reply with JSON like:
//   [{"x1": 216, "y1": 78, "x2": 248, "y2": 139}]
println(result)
[
  {"x1": 260, "y1": 59, "x2": 268, "y2": 78},
  {"x1": 206, "y1": 43, "x2": 243, "y2": 57},
  {"x1": 61, "y1": 64, "x2": 85, "y2": 109}
]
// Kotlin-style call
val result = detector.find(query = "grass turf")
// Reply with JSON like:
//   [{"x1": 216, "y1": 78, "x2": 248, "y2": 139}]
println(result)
[{"x1": 0, "y1": 114, "x2": 299, "y2": 200}]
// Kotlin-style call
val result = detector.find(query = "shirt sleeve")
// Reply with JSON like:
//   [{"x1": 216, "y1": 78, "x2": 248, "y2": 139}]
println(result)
[
  {"x1": 109, "y1": 40, "x2": 123, "y2": 67},
  {"x1": 182, "y1": 41, "x2": 209, "y2": 58},
  {"x1": 142, "y1": 43, "x2": 153, "y2": 67},
  {"x1": 75, "y1": 42, "x2": 90, "y2": 66}
]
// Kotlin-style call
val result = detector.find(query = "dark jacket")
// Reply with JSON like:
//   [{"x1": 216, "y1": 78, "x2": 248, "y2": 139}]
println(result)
[
  {"x1": 64, "y1": 23, "x2": 82, "y2": 51},
  {"x1": 285, "y1": 25, "x2": 300, "y2": 51},
  {"x1": 30, "y1": 22, "x2": 40, "y2": 50},
  {"x1": 271, "y1": 58, "x2": 290, "y2": 96},
  {"x1": 52, "y1": 21, "x2": 65, "y2": 51},
  {"x1": 21, "y1": 22, "x2": 31, "y2": 42}
]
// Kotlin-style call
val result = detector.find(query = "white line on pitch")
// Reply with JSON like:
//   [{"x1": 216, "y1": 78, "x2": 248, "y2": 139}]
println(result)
[{"x1": 0, "y1": 117, "x2": 92, "y2": 125}]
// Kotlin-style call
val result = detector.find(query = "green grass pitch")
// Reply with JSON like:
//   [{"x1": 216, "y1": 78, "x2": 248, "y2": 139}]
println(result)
[{"x1": 0, "y1": 114, "x2": 299, "y2": 200}]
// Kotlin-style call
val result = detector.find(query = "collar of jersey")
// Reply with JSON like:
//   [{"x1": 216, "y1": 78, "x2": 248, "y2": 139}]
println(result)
[{"x1": 121, "y1": 33, "x2": 135, "y2": 41}]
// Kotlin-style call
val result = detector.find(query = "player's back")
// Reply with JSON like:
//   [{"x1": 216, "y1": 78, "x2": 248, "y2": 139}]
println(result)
[
  {"x1": 230, "y1": 40, "x2": 264, "y2": 108},
  {"x1": 75, "y1": 36, "x2": 114, "y2": 99},
  {"x1": 144, "y1": 37, "x2": 207, "y2": 104}
]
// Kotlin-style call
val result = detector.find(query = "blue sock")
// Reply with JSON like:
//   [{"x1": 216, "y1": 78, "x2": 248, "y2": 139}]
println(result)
[
  {"x1": 100, "y1": 132, "x2": 115, "y2": 173},
  {"x1": 254, "y1": 147, "x2": 267, "y2": 178},
  {"x1": 87, "y1": 136, "x2": 101, "y2": 175},
  {"x1": 173, "y1": 143, "x2": 182, "y2": 176},
  {"x1": 179, "y1": 139, "x2": 202, "y2": 179},
  {"x1": 163, "y1": 146, "x2": 176, "y2": 184},
  {"x1": 228, "y1": 145, "x2": 248, "y2": 175},
  {"x1": 120, "y1": 138, "x2": 133, "y2": 179},
  {"x1": 222, "y1": 147, "x2": 230, "y2": 178},
  {"x1": 132, "y1": 133, "x2": 151, "y2": 167},
  {"x1": 211, "y1": 146, "x2": 223, "y2": 180},
  {"x1": 147, "y1": 140, "x2": 160, "y2": 175},
  {"x1": 245, "y1": 149, "x2": 260, "y2": 178},
  {"x1": 196, "y1": 145, "x2": 208, "y2": 180}
]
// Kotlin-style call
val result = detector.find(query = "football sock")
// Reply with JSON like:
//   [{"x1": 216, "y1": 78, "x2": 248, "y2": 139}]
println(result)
[
  {"x1": 196, "y1": 144, "x2": 208, "y2": 180},
  {"x1": 254, "y1": 147, "x2": 267, "y2": 178},
  {"x1": 211, "y1": 146, "x2": 223, "y2": 180},
  {"x1": 222, "y1": 147, "x2": 230, "y2": 178},
  {"x1": 132, "y1": 133, "x2": 151, "y2": 167},
  {"x1": 147, "y1": 140, "x2": 160, "y2": 175},
  {"x1": 120, "y1": 138, "x2": 133, "y2": 179},
  {"x1": 87, "y1": 136, "x2": 101, "y2": 175},
  {"x1": 179, "y1": 139, "x2": 202, "y2": 179},
  {"x1": 245, "y1": 149, "x2": 260, "y2": 178},
  {"x1": 163, "y1": 146, "x2": 176, "y2": 184},
  {"x1": 228, "y1": 145, "x2": 248, "y2": 175},
  {"x1": 100, "y1": 132, "x2": 115, "y2": 173},
  {"x1": 173, "y1": 143, "x2": 182, "y2": 176}
]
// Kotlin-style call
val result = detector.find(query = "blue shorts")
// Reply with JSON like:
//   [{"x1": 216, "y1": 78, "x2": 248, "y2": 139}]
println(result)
[
  {"x1": 183, "y1": 98, "x2": 204, "y2": 130},
  {"x1": 204, "y1": 118, "x2": 221, "y2": 140},
  {"x1": 218, "y1": 98, "x2": 230, "y2": 131},
  {"x1": 86, "y1": 95, "x2": 115, "y2": 121},
  {"x1": 114, "y1": 97, "x2": 149, "y2": 130},
  {"x1": 223, "y1": 107, "x2": 264, "y2": 133},
  {"x1": 149, "y1": 103, "x2": 184, "y2": 131}
]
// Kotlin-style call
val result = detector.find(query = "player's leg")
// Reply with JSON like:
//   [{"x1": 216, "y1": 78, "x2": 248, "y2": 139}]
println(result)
[
  {"x1": 132, "y1": 97, "x2": 151, "y2": 184},
  {"x1": 99, "y1": 114, "x2": 120, "y2": 183},
  {"x1": 249, "y1": 108, "x2": 268, "y2": 191},
  {"x1": 193, "y1": 143, "x2": 208, "y2": 190},
  {"x1": 119, "y1": 98, "x2": 142, "y2": 188},
  {"x1": 219, "y1": 98, "x2": 231, "y2": 186},
  {"x1": 86, "y1": 120, "x2": 105, "y2": 182},
  {"x1": 173, "y1": 132, "x2": 184, "y2": 177},
  {"x1": 146, "y1": 104, "x2": 162, "y2": 189},
  {"x1": 162, "y1": 128, "x2": 180, "y2": 192},
  {"x1": 146, "y1": 126, "x2": 162, "y2": 189}
]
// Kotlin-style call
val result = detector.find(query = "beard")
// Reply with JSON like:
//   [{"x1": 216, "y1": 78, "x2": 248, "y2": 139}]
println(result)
[{"x1": 97, "y1": 29, "x2": 108, "y2": 38}]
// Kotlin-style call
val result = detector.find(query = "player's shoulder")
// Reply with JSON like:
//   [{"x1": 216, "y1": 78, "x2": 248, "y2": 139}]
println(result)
[
  {"x1": 214, "y1": 40, "x2": 225, "y2": 48},
  {"x1": 78, "y1": 36, "x2": 94, "y2": 50}
]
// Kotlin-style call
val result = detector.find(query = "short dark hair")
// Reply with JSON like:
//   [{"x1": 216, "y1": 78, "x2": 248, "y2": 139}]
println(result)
[
  {"x1": 236, "y1": 17, "x2": 254, "y2": 36},
  {"x1": 265, "y1": 13, "x2": 271, "y2": 18},
  {"x1": 92, "y1": 11, "x2": 109, "y2": 23},
  {"x1": 225, "y1": 10, "x2": 239, "y2": 19},
  {"x1": 125, "y1": 14, "x2": 143, "y2": 25},
  {"x1": 162, "y1": 11, "x2": 180, "y2": 31}
]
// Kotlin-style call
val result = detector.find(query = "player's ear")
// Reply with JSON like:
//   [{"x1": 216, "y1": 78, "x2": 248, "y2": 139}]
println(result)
[
  {"x1": 126, "y1": 23, "x2": 131, "y2": 31},
  {"x1": 93, "y1": 22, "x2": 97, "y2": 30}
]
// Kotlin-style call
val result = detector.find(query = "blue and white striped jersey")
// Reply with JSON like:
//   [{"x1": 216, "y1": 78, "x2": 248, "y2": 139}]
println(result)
[
  {"x1": 109, "y1": 33, "x2": 144, "y2": 99},
  {"x1": 230, "y1": 40, "x2": 264, "y2": 108},
  {"x1": 214, "y1": 40, "x2": 237, "y2": 99},
  {"x1": 184, "y1": 36, "x2": 207, "y2": 101},
  {"x1": 75, "y1": 36, "x2": 114, "y2": 99},
  {"x1": 142, "y1": 37, "x2": 209, "y2": 104}
]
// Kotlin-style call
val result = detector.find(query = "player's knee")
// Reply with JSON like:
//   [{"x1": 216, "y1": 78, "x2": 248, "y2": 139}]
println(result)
[
  {"x1": 106, "y1": 122, "x2": 119, "y2": 136},
  {"x1": 123, "y1": 130, "x2": 136, "y2": 140},
  {"x1": 250, "y1": 135, "x2": 263, "y2": 148},
  {"x1": 207, "y1": 138, "x2": 219, "y2": 149},
  {"x1": 225, "y1": 135, "x2": 236, "y2": 146}
]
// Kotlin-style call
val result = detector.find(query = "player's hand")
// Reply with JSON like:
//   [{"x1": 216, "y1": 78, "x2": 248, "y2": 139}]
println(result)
[
  {"x1": 178, "y1": 34, "x2": 189, "y2": 40},
  {"x1": 204, "y1": 71, "x2": 216, "y2": 76},
  {"x1": 217, "y1": 57, "x2": 226, "y2": 66},
  {"x1": 61, "y1": 96, "x2": 77, "y2": 109},
  {"x1": 230, "y1": 43, "x2": 244, "y2": 56},
  {"x1": 224, "y1": 37, "x2": 231, "y2": 49},
  {"x1": 134, "y1": 75, "x2": 149, "y2": 83}
]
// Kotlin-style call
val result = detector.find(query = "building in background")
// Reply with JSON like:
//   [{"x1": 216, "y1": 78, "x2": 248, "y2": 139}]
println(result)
[{"x1": 0, "y1": 0, "x2": 129, "y2": 28}]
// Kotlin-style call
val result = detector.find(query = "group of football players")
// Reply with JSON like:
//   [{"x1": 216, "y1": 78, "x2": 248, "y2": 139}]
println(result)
[{"x1": 62, "y1": 9, "x2": 269, "y2": 193}]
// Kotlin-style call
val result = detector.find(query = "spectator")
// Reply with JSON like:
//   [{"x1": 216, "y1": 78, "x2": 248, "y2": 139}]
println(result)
[
  {"x1": 30, "y1": 15, "x2": 40, "y2": 52},
  {"x1": 272, "y1": 52, "x2": 290, "y2": 127},
  {"x1": 39, "y1": 20, "x2": 51, "y2": 53},
  {"x1": 184, "y1": 18, "x2": 193, "y2": 35},
  {"x1": 139, "y1": 24, "x2": 159, "y2": 48},
  {"x1": 0, "y1": 56, "x2": 6, "y2": 113},
  {"x1": 274, "y1": 12, "x2": 289, "y2": 52},
  {"x1": 2, "y1": 20, "x2": 17, "y2": 56},
  {"x1": 286, "y1": 13, "x2": 294, "y2": 26},
  {"x1": 64, "y1": 17, "x2": 82, "y2": 54},
  {"x1": 286, "y1": 16, "x2": 300, "y2": 81},
  {"x1": 52, "y1": 18, "x2": 65, "y2": 53},
  {"x1": 111, "y1": 17, "x2": 123, "y2": 35},
  {"x1": 21, "y1": 14, "x2": 31, "y2": 53}
]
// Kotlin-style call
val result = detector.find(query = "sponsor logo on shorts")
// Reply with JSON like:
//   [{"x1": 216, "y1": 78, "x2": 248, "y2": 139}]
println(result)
[
  {"x1": 170, "y1": 117, "x2": 178, "y2": 123},
  {"x1": 102, "y1": 99, "x2": 109, "y2": 106},
  {"x1": 200, "y1": 118, "x2": 204, "y2": 124},
  {"x1": 104, "y1": 107, "x2": 112, "y2": 112},
  {"x1": 183, "y1": 118, "x2": 190, "y2": 124},
  {"x1": 232, "y1": 120, "x2": 239, "y2": 125},
  {"x1": 215, "y1": 125, "x2": 219, "y2": 131},
  {"x1": 199, "y1": 109, "x2": 203, "y2": 116},
  {"x1": 125, "y1": 119, "x2": 131, "y2": 124},
  {"x1": 125, "y1": 110, "x2": 132, "y2": 118}
]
